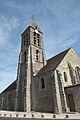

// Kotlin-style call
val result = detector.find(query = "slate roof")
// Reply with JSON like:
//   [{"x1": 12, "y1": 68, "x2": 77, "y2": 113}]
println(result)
[
  {"x1": 1, "y1": 80, "x2": 17, "y2": 94},
  {"x1": 38, "y1": 48, "x2": 71, "y2": 75}
]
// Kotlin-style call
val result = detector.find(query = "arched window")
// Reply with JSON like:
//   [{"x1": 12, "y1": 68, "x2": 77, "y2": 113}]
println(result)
[
  {"x1": 38, "y1": 38, "x2": 40, "y2": 46},
  {"x1": 37, "y1": 34, "x2": 40, "y2": 46},
  {"x1": 26, "y1": 38, "x2": 28, "y2": 46},
  {"x1": 34, "y1": 32, "x2": 40, "y2": 46},
  {"x1": 41, "y1": 78, "x2": 45, "y2": 89},
  {"x1": 34, "y1": 32, "x2": 36, "y2": 44},
  {"x1": 64, "y1": 72, "x2": 68, "y2": 82},
  {"x1": 24, "y1": 51, "x2": 26, "y2": 63},
  {"x1": 35, "y1": 26, "x2": 37, "y2": 29},
  {"x1": 36, "y1": 50, "x2": 39, "y2": 61},
  {"x1": 75, "y1": 66, "x2": 80, "y2": 82},
  {"x1": 24, "y1": 40, "x2": 26, "y2": 46}
]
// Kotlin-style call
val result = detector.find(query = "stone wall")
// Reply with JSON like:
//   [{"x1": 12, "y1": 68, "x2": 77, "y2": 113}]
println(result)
[
  {"x1": 0, "y1": 90, "x2": 16, "y2": 111},
  {"x1": 0, "y1": 80, "x2": 17, "y2": 111},
  {"x1": 65, "y1": 85, "x2": 80, "y2": 112},
  {"x1": 34, "y1": 71, "x2": 55, "y2": 113}
]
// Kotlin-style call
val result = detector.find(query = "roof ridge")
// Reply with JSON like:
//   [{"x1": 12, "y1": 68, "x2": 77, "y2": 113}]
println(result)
[
  {"x1": 37, "y1": 47, "x2": 72, "y2": 75},
  {"x1": 48, "y1": 47, "x2": 71, "y2": 62}
]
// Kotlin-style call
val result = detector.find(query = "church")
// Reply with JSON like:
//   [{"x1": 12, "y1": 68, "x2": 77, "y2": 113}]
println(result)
[{"x1": 0, "y1": 22, "x2": 80, "y2": 114}]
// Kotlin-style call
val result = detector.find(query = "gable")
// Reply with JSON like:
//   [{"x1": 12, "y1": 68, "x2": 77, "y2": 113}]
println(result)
[
  {"x1": 57, "y1": 48, "x2": 80, "y2": 71},
  {"x1": 31, "y1": 22, "x2": 42, "y2": 33},
  {"x1": 37, "y1": 48, "x2": 71, "y2": 75}
]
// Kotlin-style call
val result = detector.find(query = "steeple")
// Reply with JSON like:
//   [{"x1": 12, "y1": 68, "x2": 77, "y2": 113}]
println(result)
[
  {"x1": 21, "y1": 21, "x2": 46, "y2": 75},
  {"x1": 16, "y1": 22, "x2": 46, "y2": 112},
  {"x1": 29, "y1": 22, "x2": 46, "y2": 75}
]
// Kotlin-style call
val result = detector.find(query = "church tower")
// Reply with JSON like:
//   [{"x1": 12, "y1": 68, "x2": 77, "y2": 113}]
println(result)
[{"x1": 16, "y1": 22, "x2": 46, "y2": 112}]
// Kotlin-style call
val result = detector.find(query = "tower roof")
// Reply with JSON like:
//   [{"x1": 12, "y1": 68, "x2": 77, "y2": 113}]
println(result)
[
  {"x1": 31, "y1": 22, "x2": 41, "y2": 31},
  {"x1": 30, "y1": 22, "x2": 42, "y2": 32},
  {"x1": 21, "y1": 22, "x2": 43, "y2": 36}
]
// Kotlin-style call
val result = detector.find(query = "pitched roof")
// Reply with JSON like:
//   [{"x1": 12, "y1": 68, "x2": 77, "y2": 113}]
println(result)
[
  {"x1": 38, "y1": 48, "x2": 71, "y2": 75},
  {"x1": 1, "y1": 80, "x2": 17, "y2": 94},
  {"x1": 31, "y1": 22, "x2": 42, "y2": 31},
  {"x1": 21, "y1": 22, "x2": 42, "y2": 36}
]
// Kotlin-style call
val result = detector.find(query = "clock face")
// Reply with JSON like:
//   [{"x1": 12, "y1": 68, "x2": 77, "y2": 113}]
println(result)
[{"x1": 35, "y1": 29, "x2": 38, "y2": 33}]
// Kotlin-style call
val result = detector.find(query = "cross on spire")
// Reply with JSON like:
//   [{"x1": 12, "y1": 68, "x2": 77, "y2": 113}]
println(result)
[{"x1": 30, "y1": 15, "x2": 36, "y2": 23}]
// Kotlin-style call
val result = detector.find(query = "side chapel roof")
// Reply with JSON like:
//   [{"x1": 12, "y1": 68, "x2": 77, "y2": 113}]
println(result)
[
  {"x1": 1, "y1": 80, "x2": 17, "y2": 94},
  {"x1": 38, "y1": 48, "x2": 71, "y2": 75}
]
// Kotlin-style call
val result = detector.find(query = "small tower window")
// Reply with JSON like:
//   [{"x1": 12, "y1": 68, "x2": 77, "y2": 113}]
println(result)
[
  {"x1": 37, "y1": 33, "x2": 39, "y2": 38},
  {"x1": 36, "y1": 50, "x2": 39, "y2": 61},
  {"x1": 35, "y1": 26, "x2": 37, "y2": 29},
  {"x1": 24, "y1": 36, "x2": 26, "y2": 46},
  {"x1": 34, "y1": 32, "x2": 36, "y2": 44},
  {"x1": 33, "y1": 32, "x2": 40, "y2": 46},
  {"x1": 24, "y1": 51, "x2": 26, "y2": 63},
  {"x1": 24, "y1": 40, "x2": 26, "y2": 46},
  {"x1": 38, "y1": 39, "x2": 39, "y2": 46},
  {"x1": 34, "y1": 32, "x2": 36, "y2": 36},
  {"x1": 41, "y1": 78, "x2": 45, "y2": 89},
  {"x1": 26, "y1": 38, "x2": 28, "y2": 46},
  {"x1": 34, "y1": 37, "x2": 36, "y2": 44},
  {"x1": 37, "y1": 34, "x2": 40, "y2": 46},
  {"x1": 64, "y1": 72, "x2": 68, "y2": 82}
]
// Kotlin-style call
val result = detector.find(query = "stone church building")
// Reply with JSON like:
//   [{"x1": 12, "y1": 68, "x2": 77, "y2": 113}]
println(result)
[{"x1": 0, "y1": 22, "x2": 80, "y2": 114}]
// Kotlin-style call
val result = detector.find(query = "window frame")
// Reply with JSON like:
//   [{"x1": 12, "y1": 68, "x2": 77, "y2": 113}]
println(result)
[
  {"x1": 24, "y1": 51, "x2": 27, "y2": 63},
  {"x1": 64, "y1": 72, "x2": 68, "y2": 82},
  {"x1": 36, "y1": 50, "x2": 39, "y2": 61},
  {"x1": 39, "y1": 77, "x2": 46, "y2": 90},
  {"x1": 33, "y1": 32, "x2": 40, "y2": 47}
]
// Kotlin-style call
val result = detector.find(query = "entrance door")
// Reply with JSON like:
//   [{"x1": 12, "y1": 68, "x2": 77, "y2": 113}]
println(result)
[{"x1": 68, "y1": 94, "x2": 76, "y2": 112}]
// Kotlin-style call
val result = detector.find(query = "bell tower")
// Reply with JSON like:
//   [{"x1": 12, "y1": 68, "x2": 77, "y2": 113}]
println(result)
[
  {"x1": 29, "y1": 22, "x2": 46, "y2": 75},
  {"x1": 16, "y1": 22, "x2": 46, "y2": 112}
]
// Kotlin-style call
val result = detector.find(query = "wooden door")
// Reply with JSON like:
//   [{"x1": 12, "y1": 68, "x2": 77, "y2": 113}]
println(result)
[{"x1": 68, "y1": 94, "x2": 76, "y2": 112}]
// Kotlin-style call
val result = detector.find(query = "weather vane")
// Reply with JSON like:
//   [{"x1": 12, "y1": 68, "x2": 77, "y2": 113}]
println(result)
[{"x1": 30, "y1": 15, "x2": 36, "y2": 23}]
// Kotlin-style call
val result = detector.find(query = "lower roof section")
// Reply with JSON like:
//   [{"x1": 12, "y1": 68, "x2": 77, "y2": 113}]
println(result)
[{"x1": 1, "y1": 80, "x2": 17, "y2": 94}]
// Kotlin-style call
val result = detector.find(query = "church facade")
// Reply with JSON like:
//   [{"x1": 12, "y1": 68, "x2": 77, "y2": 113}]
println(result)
[{"x1": 0, "y1": 22, "x2": 80, "y2": 114}]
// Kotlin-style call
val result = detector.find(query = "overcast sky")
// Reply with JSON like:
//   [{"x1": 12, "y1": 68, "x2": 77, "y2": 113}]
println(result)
[{"x1": 0, "y1": 0, "x2": 80, "y2": 92}]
